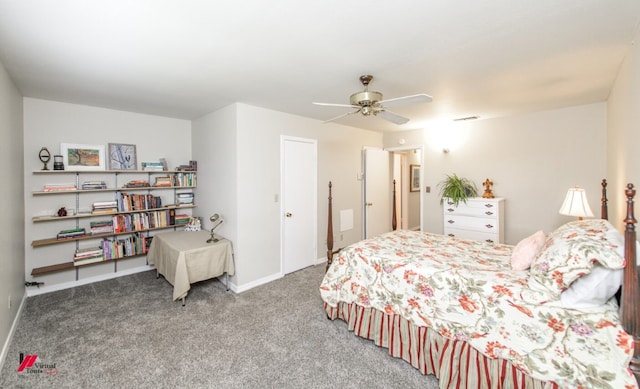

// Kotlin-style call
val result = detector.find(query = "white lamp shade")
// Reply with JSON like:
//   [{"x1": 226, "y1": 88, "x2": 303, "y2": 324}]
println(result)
[{"x1": 559, "y1": 187, "x2": 594, "y2": 218}]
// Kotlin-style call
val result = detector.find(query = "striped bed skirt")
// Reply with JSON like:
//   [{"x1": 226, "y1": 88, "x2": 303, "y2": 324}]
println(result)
[{"x1": 324, "y1": 301, "x2": 557, "y2": 389}]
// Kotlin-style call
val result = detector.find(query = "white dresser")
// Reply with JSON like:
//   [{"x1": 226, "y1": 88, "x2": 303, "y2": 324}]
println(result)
[{"x1": 443, "y1": 197, "x2": 505, "y2": 243}]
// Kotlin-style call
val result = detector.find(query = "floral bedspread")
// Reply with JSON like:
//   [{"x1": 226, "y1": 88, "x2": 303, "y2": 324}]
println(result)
[{"x1": 319, "y1": 230, "x2": 637, "y2": 389}]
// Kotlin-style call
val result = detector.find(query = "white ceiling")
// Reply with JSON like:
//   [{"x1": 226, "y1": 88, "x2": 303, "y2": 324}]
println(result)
[{"x1": 0, "y1": 1, "x2": 639, "y2": 132}]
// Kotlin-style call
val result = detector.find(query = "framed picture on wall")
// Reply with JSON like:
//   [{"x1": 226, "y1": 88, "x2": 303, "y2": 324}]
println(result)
[
  {"x1": 60, "y1": 143, "x2": 106, "y2": 171},
  {"x1": 410, "y1": 164, "x2": 420, "y2": 192},
  {"x1": 108, "y1": 143, "x2": 137, "y2": 170}
]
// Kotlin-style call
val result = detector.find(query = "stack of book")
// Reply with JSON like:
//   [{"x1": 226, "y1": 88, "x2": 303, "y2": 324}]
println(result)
[
  {"x1": 141, "y1": 161, "x2": 164, "y2": 171},
  {"x1": 89, "y1": 220, "x2": 114, "y2": 235},
  {"x1": 57, "y1": 227, "x2": 86, "y2": 240},
  {"x1": 153, "y1": 176, "x2": 172, "y2": 187},
  {"x1": 175, "y1": 214, "x2": 191, "y2": 225},
  {"x1": 92, "y1": 200, "x2": 118, "y2": 214},
  {"x1": 123, "y1": 180, "x2": 149, "y2": 188},
  {"x1": 176, "y1": 192, "x2": 194, "y2": 205},
  {"x1": 73, "y1": 247, "x2": 105, "y2": 266},
  {"x1": 175, "y1": 161, "x2": 197, "y2": 171},
  {"x1": 81, "y1": 180, "x2": 107, "y2": 190},
  {"x1": 43, "y1": 184, "x2": 76, "y2": 192}
]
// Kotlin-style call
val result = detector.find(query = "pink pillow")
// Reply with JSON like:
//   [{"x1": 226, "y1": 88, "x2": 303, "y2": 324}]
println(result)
[{"x1": 511, "y1": 230, "x2": 546, "y2": 271}]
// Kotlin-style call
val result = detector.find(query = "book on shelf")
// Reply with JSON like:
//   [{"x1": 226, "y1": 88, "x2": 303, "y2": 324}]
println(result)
[
  {"x1": 176, "y1": 192, "x2": 194, "y2": 205},
  {"x1": 91, "y1": 208, "x2": 117, "y2": 215},
  {"x1": 141, "y1": 161, "x2": 165, "y2": 171},
  {"x1": 57, "y1": 228, "x2": 86, "y2": 239},
  {"x1": 153, "y1": 176, "x2": 172, "y2": 187},
  {"x1": 123, "y1": 180, "x2": 149, "y2": 188},
  {"x1": 173, "y1": 172, "x2": 196, "y2": 187},
  {"x1": 175, "y1": 214, "x2": 191, "y2": 225},
  {"x1": 93, "y1": 200, "x2": 117, "y2": 208},
  {"x1": 74, "y1": 246, "x2": 104, "y2": 259},
  {"x1": 73, "y1": 255, "x2": 106, "y2": 266},
  {"x1": 42, "y1": 184, "x2": 77, "y2": 192},
  {"x1": 175, "y1": 160, "x2": 197, "y2": 171},
  {"x1": 101, "y1": 232, "x2": 149, "y2": 259},
  {"x1": 81, "y1": 181, "x2": 107, "y2": 190},
  {"x1": 90, "y1": 220, "x2": 114, "y2": 235}
]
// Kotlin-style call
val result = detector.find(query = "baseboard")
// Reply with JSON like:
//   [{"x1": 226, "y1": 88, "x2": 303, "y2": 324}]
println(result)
[
  {"x1": 25, "y1": 265, "x2": 154, "y2": 297},
  {"x1": 233, "y1": 272, "x2": 283, "y2": 294},
  {"x1": 0, "y1": 293, "x2": 27, "y2": 372}
]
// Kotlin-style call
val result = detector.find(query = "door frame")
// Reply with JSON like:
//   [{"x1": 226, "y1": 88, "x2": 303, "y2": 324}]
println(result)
[
  {"x1": 385, "y1": 144, "x2": 424, "y2": 232},
  {"x1": 280, "y1": 135, "x2": 318, "y2": 276}
]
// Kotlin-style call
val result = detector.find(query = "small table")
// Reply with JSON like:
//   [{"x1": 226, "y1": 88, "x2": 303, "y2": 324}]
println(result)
[{"x1": 147, "y1": 230, "x2": 234, "y2": 304}]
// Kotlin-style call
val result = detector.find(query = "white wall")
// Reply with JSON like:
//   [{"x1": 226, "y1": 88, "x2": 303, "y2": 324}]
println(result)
[
  {"x1": 23, "y1": 98, "x2": 191, "y2": 289},
  {"x1": 191, "y1": 104, "x2": 239, "y2": 281},
  {"x1": 0, "y1": 60, "x2": 25, "y2": 368},
  {"x1": 385, "y1": 103, "x2": 607, "y2": 244},
  {"x1": 607, "y1": 29, "x2": 640, "y2": 227},
  {"x1": 193, "y1": 103, "x2": 382, "y2": 290}
]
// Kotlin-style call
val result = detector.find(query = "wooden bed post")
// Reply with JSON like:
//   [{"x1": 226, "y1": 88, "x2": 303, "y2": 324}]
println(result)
[
  {"x1": 622, "y1": 183, "x2": 640, "y2": 381},
  {"x1": 392, "y1": 179, "x2": 397, "y2": 231},
  {"x1": 601, "y1": 179, "x2": 608, "y2": 220},
  {"x1": 326, "y1": 181, "x2": 343, "y2": 272},
  {"x1": 326, "y1": 182, "x2": 334, "y2": 272}
]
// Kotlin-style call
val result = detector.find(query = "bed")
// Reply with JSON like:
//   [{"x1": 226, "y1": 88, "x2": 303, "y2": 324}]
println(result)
[{"x1": 320, "y1": 180, "x2": 639, "y2": 388}]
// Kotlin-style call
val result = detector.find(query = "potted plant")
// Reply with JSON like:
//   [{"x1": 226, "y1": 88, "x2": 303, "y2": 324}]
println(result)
[{"x1": 438, "y1": 173, "x2": 478, "y2": 206}]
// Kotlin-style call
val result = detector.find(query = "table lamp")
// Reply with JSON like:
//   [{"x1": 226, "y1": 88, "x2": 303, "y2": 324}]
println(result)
[
  {"x1": 559, "y1": 186, "x2": 594, "y2": 220},
  {"x1": 207, "y1": 213, "x2": 224, "y2": 243}
]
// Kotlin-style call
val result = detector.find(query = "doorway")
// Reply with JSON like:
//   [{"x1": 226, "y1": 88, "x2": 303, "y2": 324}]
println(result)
[
  {"x1": 281, "y1": 136, "x2": 317, "y2": 274},
  {"x1": 363, "y1": 146, "x2": 423, "y2": 238}
]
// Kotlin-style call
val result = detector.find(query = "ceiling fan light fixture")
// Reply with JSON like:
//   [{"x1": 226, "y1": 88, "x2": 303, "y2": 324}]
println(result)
[{"x1": 350, "y1": 91, "x2": 383, "y2": 106}]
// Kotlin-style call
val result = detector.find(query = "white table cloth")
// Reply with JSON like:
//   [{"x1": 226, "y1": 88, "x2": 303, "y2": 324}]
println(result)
[{"x1": 147, "y1": 230, "x2": 234, "y2": 301}]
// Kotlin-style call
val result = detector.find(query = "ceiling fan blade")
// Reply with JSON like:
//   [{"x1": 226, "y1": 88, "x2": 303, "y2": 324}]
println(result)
[
  {"x1": 375, "y1": 109, "x2": 410, "y2": 125},
  {"x1": 379, "y1": 93, "x2": 433, "y2": 107},
  {"x1": 313, "y1": 102, "x2": 359, "y2": 108},
  {"x1": 323, "y1": 109, "x2": 361, "y2": 124}
]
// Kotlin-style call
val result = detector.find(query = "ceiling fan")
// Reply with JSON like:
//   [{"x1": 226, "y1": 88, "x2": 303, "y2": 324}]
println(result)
[{"x1": 313, "y1": 75, "x2": 432, "y2": 125}]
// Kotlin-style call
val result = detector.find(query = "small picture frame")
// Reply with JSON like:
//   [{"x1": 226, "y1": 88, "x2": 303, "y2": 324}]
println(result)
[
  {"x1": 410, "y1": 164, "x2": 420, "y2": 192},
  {"x1": 108, "y1": 143, "x2": 137, "y2": 170},
  {"x1": 60, "y1": 143, "x2": 106, "y2": 171}
]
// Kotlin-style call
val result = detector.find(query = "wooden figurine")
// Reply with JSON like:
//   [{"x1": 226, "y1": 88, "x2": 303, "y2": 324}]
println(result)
[{"x1": 482, "y1": 178, "x2": 495, "y2": 198}]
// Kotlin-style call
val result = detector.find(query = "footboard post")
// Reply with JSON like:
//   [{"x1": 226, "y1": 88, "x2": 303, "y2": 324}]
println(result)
[
  {"x1": 622, "y1": 184, "x2": 640, "y2": 381},
  {"x1": 326, "y1": 181, "x2": 335, "y2": 272}
]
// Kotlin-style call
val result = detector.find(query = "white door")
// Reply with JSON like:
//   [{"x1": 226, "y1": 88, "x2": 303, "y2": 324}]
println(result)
[
  {"x1": 363, "y1": 148, "x2": 391, "y2": 238},
  {"x1": 281, "y1": 136, "x2": 317, "y2": 274}
]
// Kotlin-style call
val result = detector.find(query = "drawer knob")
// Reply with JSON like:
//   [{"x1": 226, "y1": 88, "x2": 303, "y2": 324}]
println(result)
[
  {"x1": 447, "y1": 208, "x2": 454, "y2": 212},
  {"x1": 447, "y1": 220, "x2": 455, "y2": 224},
  {"x1": 484, "y1": 204, "x2": 494, "y2": 208},
  {"x1": 447, "y1": 201, "x2": 454, "y2": 205},
  {"x1": 485, "y1": 224, "x2": 494, "y2": 229},
  {"x1": 485, "y1": 239, "x2": 494, "y2": 243},
  {"x1": 448, "y1": 233, "x2": 455, "y2": 237},
  {"x1": 485, "y1": 211, "x2": 493, "y2": 216}
]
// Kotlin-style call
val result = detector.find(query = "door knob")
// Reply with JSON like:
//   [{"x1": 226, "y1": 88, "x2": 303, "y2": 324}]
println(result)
[{"x1": 285, "y1": 212, "x2": 292, "y2": 217}]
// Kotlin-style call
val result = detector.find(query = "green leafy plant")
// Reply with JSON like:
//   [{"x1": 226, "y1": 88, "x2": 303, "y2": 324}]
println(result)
[{"x1": 438, "y1": 174, "x2": 478, "y2": 206}]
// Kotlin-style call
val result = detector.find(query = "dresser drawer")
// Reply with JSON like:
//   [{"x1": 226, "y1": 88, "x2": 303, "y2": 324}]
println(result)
[
  {"x1": 444, "y1": 215, "x2": 500, "y2": 233},
  {"x1": 443, "y1": 205, "x2": 499, "y2": 218},
  {"x1": 444, "y1": 227, "x2": 500, "y2": 244}
]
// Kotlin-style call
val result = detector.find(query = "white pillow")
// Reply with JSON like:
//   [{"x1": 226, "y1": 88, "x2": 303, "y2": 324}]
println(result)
[{"x1": 560, "y1": 265, "x2": 623, "y2": 309}]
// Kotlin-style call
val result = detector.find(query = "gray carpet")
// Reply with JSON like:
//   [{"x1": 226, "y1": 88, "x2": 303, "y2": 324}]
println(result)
[{"x1": 0, "y1": 265, "x2": 439, "y2": 388}]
